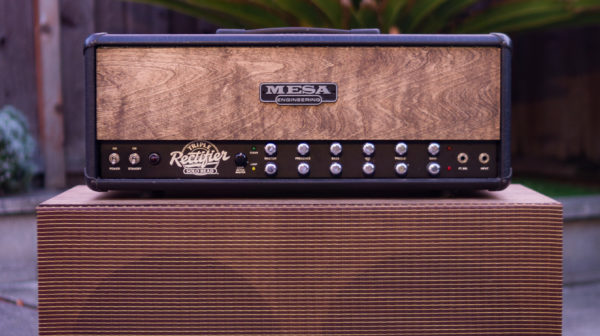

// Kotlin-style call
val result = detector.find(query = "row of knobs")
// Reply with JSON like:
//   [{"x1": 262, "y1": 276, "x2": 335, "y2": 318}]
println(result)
[
  {"x1": 264, "y1": 142, "x2": 441, "y2": 157},
  {"x1": 265, "y1": 162, "x2": 345, "y2": 176},
  {"x1": 263, "y1": 142, "x2": 441, "y2": 176},
  {"x1": 264, "y1": 161, "x2": 441, "y2": 177}
]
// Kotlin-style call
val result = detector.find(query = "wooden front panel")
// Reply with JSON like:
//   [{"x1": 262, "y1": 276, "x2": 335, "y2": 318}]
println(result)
[
  {"x1": 96, "y1": 46, "x2": 501, "y2": 141},
  {"x1": 38, "y1": 188, "x2": 562, "y2": 336}
]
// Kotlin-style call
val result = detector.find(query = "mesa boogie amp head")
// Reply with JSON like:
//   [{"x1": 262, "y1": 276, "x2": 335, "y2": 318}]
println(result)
[{"x1": 84, "y1": 29, "x2": 512, "y2": 193}]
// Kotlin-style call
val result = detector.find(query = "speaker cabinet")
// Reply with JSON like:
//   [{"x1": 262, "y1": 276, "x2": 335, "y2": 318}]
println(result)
[{"x1": 37, "y1": 185, "x2": 562, "y2": 335}]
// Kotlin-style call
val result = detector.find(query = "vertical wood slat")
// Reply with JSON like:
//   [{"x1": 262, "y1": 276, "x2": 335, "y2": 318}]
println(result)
[
  {"x1": 34, "y1": 0, "x2": 66, "y2": 188},
  {"x1": 59, "y1": 0, "x2": 94, "y2": 175},
  {"x1": 512, "y1": 27, "x2": 600, "y2": 167},
  {"x1": 93, "y1": 0, "x2": 125, "y2": 33},
  {"x1": 581, "y1": 28, "x2": 600, "y2": 164},
  {"x1": 58, "y1": 0, "x2": 212, "y2": 177},
  {"x1": 123, "y1": 1, "x2": 169, "y2": 33}
]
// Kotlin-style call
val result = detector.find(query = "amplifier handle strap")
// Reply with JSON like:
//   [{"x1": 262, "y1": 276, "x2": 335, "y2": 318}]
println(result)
[{"x1": 216, "y1": 27, "x2": 380, "y2": 34}]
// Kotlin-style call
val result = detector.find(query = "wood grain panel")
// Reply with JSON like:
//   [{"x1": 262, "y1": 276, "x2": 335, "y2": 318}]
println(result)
[
  {"x1": 37, "y1": 185, "x2": 561, "y2": 336},
  {"x1": 96, "y1": 46, "x2": 501, "y2": 141}
]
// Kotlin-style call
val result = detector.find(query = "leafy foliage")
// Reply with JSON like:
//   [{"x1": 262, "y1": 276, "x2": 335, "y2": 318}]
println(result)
[
  {"x1": 123, "y1": 0, "x2": 600, "y2": 33},
  {"x1": 0, "y1": 106, "x2": 37, "y2": 194}
]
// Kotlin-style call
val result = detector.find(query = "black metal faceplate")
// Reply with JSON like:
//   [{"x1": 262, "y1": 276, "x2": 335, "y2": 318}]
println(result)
[{"x1": 100, "y1": 141, "x2": 498, "y2": 180}]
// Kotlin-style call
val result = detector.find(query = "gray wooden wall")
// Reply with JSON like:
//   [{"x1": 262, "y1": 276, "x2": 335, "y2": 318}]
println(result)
[
  {"x1": 59, "y1": 0, "x2": 215, "y2": 182},
  {"x1": 0, "y1": 0, "x2": 598, "y2": 185},
  {"x1": 1, "y1": 0, "x2": 216, "y2": 185},
  {"x1": 1, "y1": 0, "x2": 39, "y2": 150}
]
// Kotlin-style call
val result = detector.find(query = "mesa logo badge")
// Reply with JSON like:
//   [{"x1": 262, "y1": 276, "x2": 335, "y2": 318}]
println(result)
[{"x1": 260, "y1": 82, "x2": 337, "y2": 106}]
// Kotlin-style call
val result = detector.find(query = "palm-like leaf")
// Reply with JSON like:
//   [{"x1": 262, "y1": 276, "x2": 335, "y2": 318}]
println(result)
[
  {"x1": 382, "y1": 0, "x2": 408, "y2": 31},
  {"x1": 309, "y1": 0, "x2": 344, "y2": 27},
  {"x1": 122, "y1": 0, "x2": 600, "y2": 33},
  {"x1": 455, "y1": 0, "x2": 574, "y2": 33},
  {"x1": 417, "y1": 0, "x2": 479, "y2": 33}
]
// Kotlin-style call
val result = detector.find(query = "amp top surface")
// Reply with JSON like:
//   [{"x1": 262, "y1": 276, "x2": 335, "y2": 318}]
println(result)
[{"x1": 85, "y1": 32, "x2": 512, "y2": 193}]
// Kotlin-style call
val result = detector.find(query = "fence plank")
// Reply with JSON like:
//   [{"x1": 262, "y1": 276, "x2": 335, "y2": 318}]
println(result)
[
  {"x1": 123, "y1": 1, "x2": 169, "y2": 33},
  {"x1": 94, "y1": 0, "x2": 125, "y2": 33},
  {"x1": 581, "y1": 29, "x2": 600, "y2": 165},
  {"x1": 60, "y1": 0, "x2": 94, "y2": 176},
  {"x1": 168, "y1": 10, "x2": 217, "y2": 34},
  {"x1": 34, "y1": 0, "x2": 66, "y2": 188}
]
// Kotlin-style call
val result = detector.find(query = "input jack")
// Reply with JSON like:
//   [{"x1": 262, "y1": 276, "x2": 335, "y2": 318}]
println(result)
[
  {"x1": 457, "y1": 152, "x2": 469, "y2": 164},
  {"x1": 479, "y1": 152, "x2": 490, "y2": 164}
]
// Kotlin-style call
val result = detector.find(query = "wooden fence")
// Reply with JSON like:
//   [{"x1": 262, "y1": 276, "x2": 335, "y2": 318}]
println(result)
[
  {"x1": 512, "y1": 26, "x2": 600, "y2": 179},
  {"x1": 0, "y1": 0, "x2": 598, "y2": 188}
]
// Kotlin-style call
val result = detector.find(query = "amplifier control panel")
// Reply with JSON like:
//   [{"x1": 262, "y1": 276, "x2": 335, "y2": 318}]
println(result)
[{"x1": 100, "y1": 141, "x2": 498, "y2": 179}]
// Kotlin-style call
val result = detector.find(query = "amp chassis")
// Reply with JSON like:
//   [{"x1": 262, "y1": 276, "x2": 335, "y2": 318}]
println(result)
[{"x1": 85, "y1": 32, "x2": 512, "y2": 193}]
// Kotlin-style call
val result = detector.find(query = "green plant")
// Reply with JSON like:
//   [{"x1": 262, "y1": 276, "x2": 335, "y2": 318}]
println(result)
[
  {"x1": 0, "y1": 105, "x2": 37, "y2": 194},
  {"x1": 123, "y1": 0, "x2": 600, "y2": 33},
  {"x1": 513, "y1": 177, "x2": 600, "y2": 197}
]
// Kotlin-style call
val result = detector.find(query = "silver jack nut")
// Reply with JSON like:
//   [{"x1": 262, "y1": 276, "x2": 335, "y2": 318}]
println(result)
[
  {"x1": 457, "y1": 152, "x2": 469, "y2": 164},
  {"x1": 479, "y1": 153, "x2": 490, "y2": 164}
]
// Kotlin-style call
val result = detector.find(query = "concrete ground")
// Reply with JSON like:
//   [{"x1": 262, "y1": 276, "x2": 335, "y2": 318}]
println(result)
[
  {"x1": 1, "y1": 197, "x2": 599, "y2": 335},
  {"x1": 0, "y1": 215, "x2": 38, "y2": 336}
]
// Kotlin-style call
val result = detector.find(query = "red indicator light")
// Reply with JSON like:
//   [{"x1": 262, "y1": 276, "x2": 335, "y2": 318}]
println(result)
[
  {"x1": 447, "y1": 146, "x2": 452, "y2": 151},
  {"x1": 447, "y1": 166, "x2": 452, "y2": 171}
]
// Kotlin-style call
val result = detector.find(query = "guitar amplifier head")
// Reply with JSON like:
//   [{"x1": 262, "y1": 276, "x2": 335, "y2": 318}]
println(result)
[{"x1": 84, "y1": 30, "x2": 512, "y2": 193}]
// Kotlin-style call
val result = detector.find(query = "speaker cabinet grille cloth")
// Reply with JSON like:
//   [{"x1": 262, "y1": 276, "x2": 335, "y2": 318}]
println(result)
[{"x1": 37, "y1": 185, "x2": 562, "y2": 335}]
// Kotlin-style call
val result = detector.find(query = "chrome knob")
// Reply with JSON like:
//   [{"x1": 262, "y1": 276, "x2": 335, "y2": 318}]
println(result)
[
  {"x1": 362, "y1": 162, "x2": 375, "y2": 175},
  {"x1": 264, "y1": 162, "x2": 278, "y2": 176},
  {"x1": 108, "y1": 153, "x2": 120, "y2": 166},
  {"x1": 128, "y1": 153, "x2": 140, "y2": 166},
  {"x1": 395, "y1": 162, "x2": 408, "y2": 176},
  {"x1": 329, "y1": 162, "x2": 342, "y2": 176},
  {"x1": 264, "y1": 143, "x2": 277, "y2": 156},
  {"x1": 297, "y1": 162, "x2": 310, "y2": 176},
  {"x1": 427, "y1": 162, "x2": 441, "y2": 176},
  {"x1": 395, "y1": 142, "x2": 408, "y2": 156},
  {"x1": 297, "y1": 142, "x2": 310, "y2": 156},
  {"x1": 329, "y1": 142, "x2": 343, "y2": 156},
  {"x1": 428, "y1": 142, "x2": 440, "y2": 156},
  {"x1": 362, "y1": 142, "x2": 375, "y2": 156}
]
